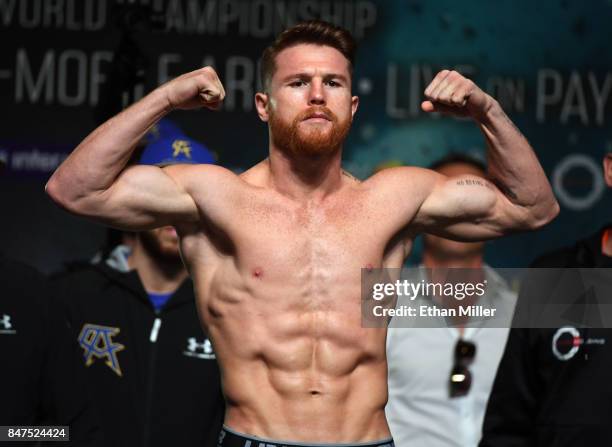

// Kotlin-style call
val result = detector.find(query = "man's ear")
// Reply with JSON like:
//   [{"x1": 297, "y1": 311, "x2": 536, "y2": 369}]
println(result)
[
  {"x1": 604, "y1": 154, "x2": 612, "y2": 188},
  {"x1": 255, "y1": 92, "x2": 270, "y2": 122},
  {"x1": 351, "y1": 95, "x2": 359, "y2": 120}
]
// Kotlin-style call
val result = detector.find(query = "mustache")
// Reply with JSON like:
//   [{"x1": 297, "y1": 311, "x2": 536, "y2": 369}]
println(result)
[{"x1": 296, "y1": 106, "x2": 337, "y2": 122}]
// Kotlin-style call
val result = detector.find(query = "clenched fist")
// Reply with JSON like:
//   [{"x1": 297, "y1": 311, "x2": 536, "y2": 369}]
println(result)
[
  {"x1": 421, "y1": 70, "x2": 494, "y2": 120},
  {"x1": 161, "y1": 66, "x2": 226, "y2": 111}
]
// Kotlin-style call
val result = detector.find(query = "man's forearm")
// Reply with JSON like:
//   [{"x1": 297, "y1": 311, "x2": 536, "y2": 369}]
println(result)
[
  {"x1": 478, "y1": 100, "x2": 559, "y2": 224},
  {"x1": 46, "y1": 88, "x2": 171, "y2": 205}
]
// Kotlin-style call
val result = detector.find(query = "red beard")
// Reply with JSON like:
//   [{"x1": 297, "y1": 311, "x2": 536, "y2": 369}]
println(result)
[{"x1": 269, "y1": 105, "x2": 351, "y2": 157}]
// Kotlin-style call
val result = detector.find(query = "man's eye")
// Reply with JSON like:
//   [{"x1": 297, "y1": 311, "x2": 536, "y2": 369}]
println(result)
[
  {"x1": 290, "y1": 80, "x2": 305, "y2": 87},
  {"x1": 326, "y1": 80, "x2": 340, "y2": 87}
]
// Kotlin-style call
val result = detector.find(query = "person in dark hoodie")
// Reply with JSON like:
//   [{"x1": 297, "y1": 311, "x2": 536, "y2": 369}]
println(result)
[
  {"x1": 480, "y1": 150, "x2": 612, "y2": 447},
  {"x1": 0, "y1": 254, "x2": 102, "y2": 446},
  {"x1": 51, "y1": 132, "x2": 224, "y2": 447}
]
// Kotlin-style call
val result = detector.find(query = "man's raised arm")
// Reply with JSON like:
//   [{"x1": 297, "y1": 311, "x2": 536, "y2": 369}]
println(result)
[
  {"x1": 412, "y1": 70, "x2": 559, "y2": 240},
  {"x1": 46, "y1": 67, "x2": 226, "y2": 230}
]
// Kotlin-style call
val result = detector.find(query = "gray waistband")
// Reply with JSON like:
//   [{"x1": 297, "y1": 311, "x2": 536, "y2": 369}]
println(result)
[{"x1": 222, "y1": 425, "x2": 394, "y2": 447}]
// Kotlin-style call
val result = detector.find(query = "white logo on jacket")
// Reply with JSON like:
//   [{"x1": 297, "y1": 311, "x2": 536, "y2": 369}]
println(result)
[
  {"x1": 0, "y1": 314, "x2": 16, "y2": 334},
  {"x1": 183, "y1": 337, "x2": 216, "y2": 359},
  {"x1": 552, "y1": 326, "x2": 582, "y2": 361},
  {"x1": 552, "y1": 326, "x2": 607, "y2": 361}
]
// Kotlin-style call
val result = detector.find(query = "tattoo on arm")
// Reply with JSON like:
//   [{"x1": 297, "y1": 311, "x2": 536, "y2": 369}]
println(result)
[
  {"x1": 455, "y1": 178, "x2": 494, "y2": 189},
  {"x1": 456, "y1": 176, "x2": 518, "y2": 201}
]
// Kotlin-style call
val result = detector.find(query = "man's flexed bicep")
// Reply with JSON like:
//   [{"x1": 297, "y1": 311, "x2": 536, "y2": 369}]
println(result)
[
  {"x1": 413, "y1": 69, "x2": 559, "y2": 239},
  {"x1": 46, "y1": 66, "x2": 226, "y2": 229},
  {"x1": 76, "y1": 164, "x2": 200, "y2": 230},
  {"x1": 414, "y1": 171, "x2": 536, "y2": 241},
  {"x1": 48, "y1": 163, "x2": 238, "y2": 231}
]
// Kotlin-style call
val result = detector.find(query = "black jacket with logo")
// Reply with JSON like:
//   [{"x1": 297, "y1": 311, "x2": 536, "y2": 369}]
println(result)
[
  {"x1": 51, "y1": 262, "x2": 225, "y2": 447},
  {"x1": 480, "y1": 227, "x2": 612, "y2": 446},
  {"x1": 0, "y1": 256, "x2": 102, "y2": 446}
]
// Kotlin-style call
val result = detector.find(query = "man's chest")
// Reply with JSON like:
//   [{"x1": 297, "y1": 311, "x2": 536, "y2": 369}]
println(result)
[
  {"x1": 184, "y1": 190, "x2": 414, "y2": 284},
  {"x1": 234, "y1": 203, "x2": 390, "y2": 273}
]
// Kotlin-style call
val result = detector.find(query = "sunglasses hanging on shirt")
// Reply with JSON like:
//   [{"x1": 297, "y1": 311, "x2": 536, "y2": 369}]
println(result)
[{"x1": 449, "y1": 338, "x2": 476, "y2": 398}]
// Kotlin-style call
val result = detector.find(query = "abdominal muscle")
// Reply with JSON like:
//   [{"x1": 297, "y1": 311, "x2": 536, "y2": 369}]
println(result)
[
  {"x1": 191, "y1": 260, "x2": 392, "y2": 443},
  {"x1": 177, "y1": 178, "x2": 412, "y2": 442}
]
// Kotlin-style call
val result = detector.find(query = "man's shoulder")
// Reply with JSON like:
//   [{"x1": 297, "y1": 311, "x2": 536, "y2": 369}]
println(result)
[
  {"x1": 363, "y1": 166, "x2": 437, "y2": 197},
  {"x1": 236, "y1": 160, "x2": 275, "y2": 190},
  {"x1": 365, "y1": 165, "x2": 433, "y2": 182},
  {"x1": 163, "y1": 163, "x2": 247, "y2": 194}
]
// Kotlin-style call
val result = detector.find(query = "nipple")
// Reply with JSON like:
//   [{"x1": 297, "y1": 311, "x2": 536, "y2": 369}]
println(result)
[
  {"x1": 365, "y1": 263, "x2": 373, "y2": 272},
  {"x1": 253, "y1": 267, "x2": 263, "y2": 278}
]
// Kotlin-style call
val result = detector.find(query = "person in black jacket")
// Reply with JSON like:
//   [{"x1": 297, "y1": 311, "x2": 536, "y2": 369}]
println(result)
[
  {"x1": 0, "y1": 255, "x2": 102, "y2": 446},
  {"x1": 51, "y1": 134, "x2": 225, "y2": 447},
  {"x1": 480, "y1": 151, "x2": 612, "y2": 446}
]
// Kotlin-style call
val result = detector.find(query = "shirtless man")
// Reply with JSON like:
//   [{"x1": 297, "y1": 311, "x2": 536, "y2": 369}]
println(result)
[{"x1": 46, "y1": 20, "x2": 559, "y2": 447}]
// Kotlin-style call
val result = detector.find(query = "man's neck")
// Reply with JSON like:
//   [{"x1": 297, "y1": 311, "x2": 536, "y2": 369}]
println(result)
[
  {"x1": 128, "y1": 243, "x2": 188, "y2": 294},
  {"x1": 267, "y1": 146, "x2": 344, "y2": 201},
  {"x1": 422, "y1": 251, "x2": 484, "y2": 269}
]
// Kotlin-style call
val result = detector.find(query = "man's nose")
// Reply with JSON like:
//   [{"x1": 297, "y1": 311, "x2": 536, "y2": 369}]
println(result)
[{"x1": 308, "y1": 81, "x2": 326, "y2": 106}]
